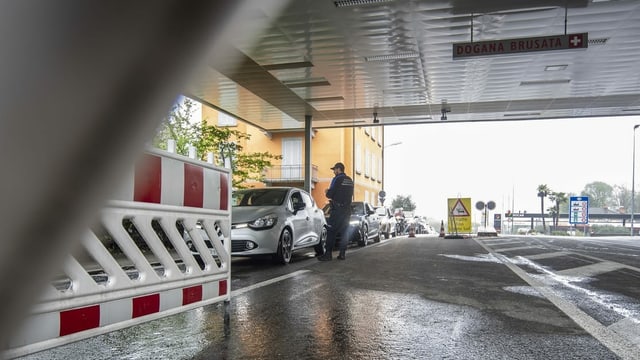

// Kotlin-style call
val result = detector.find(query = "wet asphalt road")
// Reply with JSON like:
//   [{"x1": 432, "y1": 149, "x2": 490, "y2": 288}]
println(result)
[{"x1": 16, "y1": 234, "x2": 640, "y2": 359}]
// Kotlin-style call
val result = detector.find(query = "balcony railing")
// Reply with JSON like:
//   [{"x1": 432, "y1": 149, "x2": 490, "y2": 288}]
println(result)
[{"x1": 263, "y1": 164, "x2": 318, "y2": 183}]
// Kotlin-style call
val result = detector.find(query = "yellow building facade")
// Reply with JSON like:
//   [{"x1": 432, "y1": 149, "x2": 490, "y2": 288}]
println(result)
[{"x1": 202, "y1": 105, "x2": 384, "y2": 208}]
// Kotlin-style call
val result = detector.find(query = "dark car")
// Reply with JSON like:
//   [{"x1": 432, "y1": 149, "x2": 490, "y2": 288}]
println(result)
[{"x1": 323, "y1": 201, "x2": 380, "y2": 246}]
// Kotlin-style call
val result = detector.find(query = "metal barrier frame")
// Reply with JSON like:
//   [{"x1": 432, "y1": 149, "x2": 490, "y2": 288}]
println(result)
[{"x1": 5, "y1": 149, "x2": 231, "y2": 359}]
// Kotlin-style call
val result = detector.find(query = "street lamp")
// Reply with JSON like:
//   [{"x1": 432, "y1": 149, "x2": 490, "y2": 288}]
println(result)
[
  {"x1": 632, "y1": 125, "x2": 640, "y2": 236},
  {"x1": 381, "y1": 141, "x2": 402, "y2": 204}
]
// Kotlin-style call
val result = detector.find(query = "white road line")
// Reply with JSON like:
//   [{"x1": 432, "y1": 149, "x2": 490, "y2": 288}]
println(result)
[
  {"x1": 482, "y1": 240, "x2": 525, "y2": 246},
  {"x1": 610, "y1": 318, "x2": 640, "y2": 348},
  {"x1": 557, "y1": 261, "x2": 627, "y2": 277},
  {"x1": 230, "y1": 270, "x2": 311, "y2": 297},
  {"x1": 474, "y1": 238, "x2": 640, "y2": 360},
  {"x1": 526, "y1": 251, "x2": 571, "y2": 260},
  {"x1": 493, "y1": 245, "x2": 542, "y2": 253}
]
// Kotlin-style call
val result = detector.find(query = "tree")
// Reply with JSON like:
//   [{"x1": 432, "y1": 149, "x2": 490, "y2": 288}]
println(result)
[
  {"x1": 391, "y1": 195, "x2": 416, "y2": 212},
  {"x1": 613, "y1": 184, "x2": 632, "y2": 211},
  {"x1": 537, "y1": 184, "x2": 551, "y2": 233},
  {"x1": 548, "y1": 191, "x2": 568, "y2": 228},
  {"x1": 152, "y1": 97, "x2": 281, "y2": 188},
  {"x1": 581, "y1": 181, "x2": 613, "y2": 208}
]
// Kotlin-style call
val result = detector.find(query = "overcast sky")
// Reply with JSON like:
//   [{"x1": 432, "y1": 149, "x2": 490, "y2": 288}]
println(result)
[{"x1": 383, "y1": 116, "x2": 640, "y2": 222}]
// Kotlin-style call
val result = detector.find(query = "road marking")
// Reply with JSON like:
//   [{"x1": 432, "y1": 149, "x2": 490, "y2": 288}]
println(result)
[
  {"x1": 526, "y1": 251, "x2": 571, "y2": 260},
  {"x1": 557, "y1": 261, "x2": 626, "y2": 277},
  {"x1": 230, "y1": 270, "x2": 310, "y2": 297},
  {"x1": 610, "y1": 318, "x2": 640, "y2": 347},
  {"x1": 474, "y1": 238, "x2": 640, "y2": 359},
  {"x1": 493, "y1": 245, "x2": 543, "y2": 253}
]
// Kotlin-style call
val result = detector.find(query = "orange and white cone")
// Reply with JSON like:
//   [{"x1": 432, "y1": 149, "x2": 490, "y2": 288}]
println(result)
[{"x1": 439, "y1": 221, "x2": 445, "y2": 237}]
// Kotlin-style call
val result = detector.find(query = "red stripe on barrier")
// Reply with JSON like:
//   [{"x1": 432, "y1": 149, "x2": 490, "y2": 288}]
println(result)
[
  {"x1": 132, "y1": 293, "x2": 160, "y2": 318},
  {"x1": 219, "y1": 173, "x2": 229, "y2": 210},
  {"x1": 59, "y1": 305, "x2": 100, "y2": 336},
  {"x1": 219, "y1": 280, "x2": 228, "y2": 296},
  {"x1": 134, "y1": 154, "x2": 161, "y2": 203},
  {"x1": 183, "y1": 285, "x2": 203, "y2": 305},
  {"x1": 184, "y1": 163, "x2": 204, "y2": 207}
]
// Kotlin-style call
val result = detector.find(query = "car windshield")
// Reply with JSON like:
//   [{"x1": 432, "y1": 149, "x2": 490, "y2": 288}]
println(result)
[
  {"x1": 232, "y1": 189, "x2": 288, "y2": 206},
  {"x1": 351, "y1": 202, "x2": 365, "y2": 215}
]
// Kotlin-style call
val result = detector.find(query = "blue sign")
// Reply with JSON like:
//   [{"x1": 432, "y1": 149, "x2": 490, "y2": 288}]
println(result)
[{"x1": 569, "y1": 196, "x2": 589, "y2": 224}]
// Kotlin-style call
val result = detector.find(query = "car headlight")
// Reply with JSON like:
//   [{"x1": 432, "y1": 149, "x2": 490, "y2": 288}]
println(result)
[
  {"x1": 248, "y1": 214, "x2": 278, "y2": 230},
  {"x1": 349, "y1": 220, "x2": 360, "y2": 226}
]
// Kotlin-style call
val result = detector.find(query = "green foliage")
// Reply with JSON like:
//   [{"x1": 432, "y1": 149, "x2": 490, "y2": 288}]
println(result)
[
  {"x1": 391, "y1": 195, "x2": 416, "y2": 212},
  {"x1": 536, "y1": 184, "x2": 551, "y2": 232},
  {"x1": 548, "y1": 191, "x2": 568, "y2": 227},
  {"x1": 152, "y1": 98, "x2": 200, "y2": 155},
  {"x1": 152, "y1": 97, "x2": 281, "y2": 188},
  {"x1": 581, "y1": 181, "x2": 613, "y2": 208},
  {"x1": 591, "y1": 224, "x2": 628, "y2": 235}
]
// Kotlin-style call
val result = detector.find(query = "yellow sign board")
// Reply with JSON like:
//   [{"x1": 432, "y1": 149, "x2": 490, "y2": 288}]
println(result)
[{"x1": 447, "y1": 198, "x2": 472, "y2": 233}]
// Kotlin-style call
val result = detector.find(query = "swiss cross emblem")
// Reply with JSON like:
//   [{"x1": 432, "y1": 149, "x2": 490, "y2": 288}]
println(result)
[{"x1": 569, "y1": 34, "x2": 584, "y2": 48}]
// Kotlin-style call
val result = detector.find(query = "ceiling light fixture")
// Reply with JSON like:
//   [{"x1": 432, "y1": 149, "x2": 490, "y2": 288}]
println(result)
[
  {"x1": 334, "y1": 0, "x2": 393, "y2": 8},
  {"x1": 335, "y1": 120, "x2": 367, "y2": 125},
  {"x1": 399, "y1": 116, "x2": 432, "y2": 121},
  {"x1": 305, "y1": 96, "x2": 344, "y2": 102},
  {"x1": 282, "y1": 78, "x2": 331, "y2": 88},
  {"x1": 365, "y1": 51, "x2": 419, "y2": 62},
  {"x1": 503, "y1": 112, "x2": 541, "y2": 117},
  {"x1": 441, "y1": 100, "x2": 450, "y2": 120},
  {"x1": 520, "y1": 79, "x2": 570, "y2": 86},
  {"x1": 383, "y1": 87, "x2": 426, "y2": 95},
  {"x1": 544, "y1": 65, "x2": 567, "y2": 71},
  {"x1": 588, "y1": 38, "x2": 608, "y2": 45},
  {"x1": 262, "y1": 61, "x2": 313, "y2": 71}
]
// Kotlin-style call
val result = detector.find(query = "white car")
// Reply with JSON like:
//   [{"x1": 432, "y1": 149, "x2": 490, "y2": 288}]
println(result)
[
  {"x1": 375, "y1": 206, "x2": 397, "y2": 239},
  {"x1": 231, "y1": 187, "x2": 327, "y2": 264}
]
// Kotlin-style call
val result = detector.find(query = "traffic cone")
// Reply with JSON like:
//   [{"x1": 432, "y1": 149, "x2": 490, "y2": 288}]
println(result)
[
  {"x1": 439, "y1": 220, "x2": 445, "y2": 237},
  {"x1": 408, "y1": 223, "x2": 415, "y2": 237}
]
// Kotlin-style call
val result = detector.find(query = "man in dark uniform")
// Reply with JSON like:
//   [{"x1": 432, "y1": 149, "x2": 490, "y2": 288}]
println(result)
[{"x1": 318, "y1": 162, "x2": 354, "y2": 261}]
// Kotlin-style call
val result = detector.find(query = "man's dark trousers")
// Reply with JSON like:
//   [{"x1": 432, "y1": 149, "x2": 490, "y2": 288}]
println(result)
[{"x1": 325, "y1": 205, "x2": 350, "y2": 257}]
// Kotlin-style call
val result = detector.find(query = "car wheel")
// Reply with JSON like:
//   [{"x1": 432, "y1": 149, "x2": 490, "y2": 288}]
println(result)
[
  {"x1": 274, "y1": 228, "x2": 293, "y2": 264},
  {"x1": 357, "y1": 225, "x2": 368, "y2": 247},
  {"x1": 384, "y1": 229, "x2": 390, "y2": 239},
  {"x1": 314, "y1": 226, "x2": 327, "y2": 256}
]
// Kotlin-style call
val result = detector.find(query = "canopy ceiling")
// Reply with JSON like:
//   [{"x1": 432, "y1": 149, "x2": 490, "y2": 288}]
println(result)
[{"x1": 186, "y1": 0, "x2": 640, "y2": 132}]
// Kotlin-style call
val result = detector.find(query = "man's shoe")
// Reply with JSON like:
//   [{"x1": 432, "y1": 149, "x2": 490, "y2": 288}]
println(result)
[
  {"x1": 337, "y1": 254, "x2": 346, "y2": 260},
  {"x1": 317, "y1": 255, "x2": 332, "y2": 261}
]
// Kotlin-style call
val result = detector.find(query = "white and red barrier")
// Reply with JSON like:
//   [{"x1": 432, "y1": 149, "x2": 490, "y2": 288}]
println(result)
[{"x1": 4, "y1": 148, "x2": 231, "y2": 359}]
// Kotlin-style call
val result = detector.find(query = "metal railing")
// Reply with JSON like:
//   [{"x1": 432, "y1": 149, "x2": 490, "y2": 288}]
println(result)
[{"x1": 263, "y1": 164, "x2": 318, "y2": 183}]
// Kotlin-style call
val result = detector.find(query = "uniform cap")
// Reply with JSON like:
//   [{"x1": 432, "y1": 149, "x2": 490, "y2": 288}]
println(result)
[{"x1": 330, "y1": 162, "x2": 345, "y2": 171}]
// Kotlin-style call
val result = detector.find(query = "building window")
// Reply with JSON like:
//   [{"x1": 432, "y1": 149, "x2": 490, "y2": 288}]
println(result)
[
  {"x1": 355, "y1": 142, "x2": 362, "y2": 174},
  {"x1": 282, "y1": 138, "x2": 302, "y2": 179},
  {"x1": 364, "y1": 148, "x2": 370, "y2": 178},
  {"x1": 371, "y1": 153, "x2": 377, "y2": 181},
  {"x1": 218, "y1": 112, "x2": 237, "y2": 126}
]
